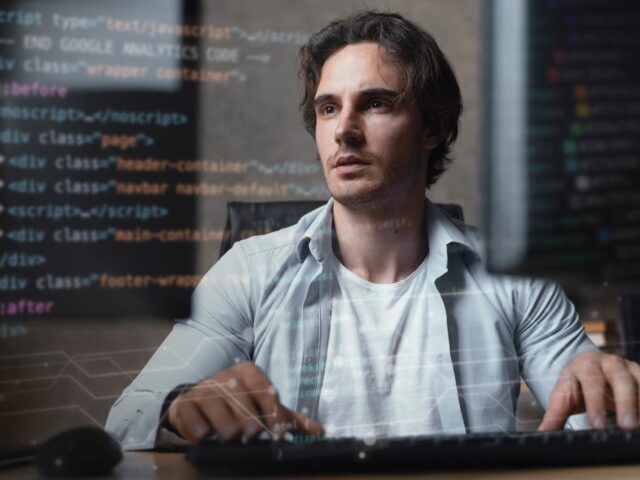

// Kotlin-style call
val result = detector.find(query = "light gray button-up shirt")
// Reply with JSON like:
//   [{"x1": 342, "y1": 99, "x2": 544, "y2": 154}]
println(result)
[{"x1": 106, "y1": 199, "x2": 597, "y2": 450}]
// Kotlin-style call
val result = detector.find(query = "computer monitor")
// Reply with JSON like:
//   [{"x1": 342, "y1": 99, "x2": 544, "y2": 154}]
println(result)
[
  {"x1": 0, "y1": 0, "x2": 202, "y2": 318},
  {"x1": 484, "y1": 0, "x2": 640, "y2": 286}
]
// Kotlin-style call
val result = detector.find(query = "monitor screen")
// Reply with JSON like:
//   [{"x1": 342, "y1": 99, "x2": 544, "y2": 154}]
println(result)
[
  {"x1": 485, "y1": 0, "x2": 640, "y2": 286},
  {"x1": 0, "y1": 0, "x2": 203, "y2": 318}
]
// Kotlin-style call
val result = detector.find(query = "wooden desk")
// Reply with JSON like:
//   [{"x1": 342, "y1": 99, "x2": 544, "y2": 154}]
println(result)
[{"x1": 6, "y1": 452, "x2": 640, "y2": 479}]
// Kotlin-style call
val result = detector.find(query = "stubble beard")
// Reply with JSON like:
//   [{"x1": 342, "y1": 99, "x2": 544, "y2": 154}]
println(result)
[{"x1": 319, "y1": 150, "x2": 423, "y2": 212}]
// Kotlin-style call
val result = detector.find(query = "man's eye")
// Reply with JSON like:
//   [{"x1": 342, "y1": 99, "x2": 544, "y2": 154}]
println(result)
[
  {"x1": 321, "y1": 105, "x2": 336, "y2": 115},
  {"x1": 367, "y1": 99, "x2": 389, "y2": 110}
]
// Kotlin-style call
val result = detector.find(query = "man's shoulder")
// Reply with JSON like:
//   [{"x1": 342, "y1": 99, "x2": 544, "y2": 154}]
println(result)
[
  {"x1": 230, "y1": 201, "x2": 327, "y2": 259},
  {"x1": 236, "y1": 223, "x2": 298, "y2": 253},
  {"x1": 430, "y1": 204, "x2": 533, "y2": 298}
]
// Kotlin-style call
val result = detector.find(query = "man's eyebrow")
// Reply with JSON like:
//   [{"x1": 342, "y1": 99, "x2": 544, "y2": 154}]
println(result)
[
  {"x1": 313, "y1": 88, "x2": 400, "y2": 109},
  {"x1": 359, "y1": 88, "x2": 400, "y2": 99},
  {"x1": 313, "y1": 94, "x2": 335, "y2": 109}
]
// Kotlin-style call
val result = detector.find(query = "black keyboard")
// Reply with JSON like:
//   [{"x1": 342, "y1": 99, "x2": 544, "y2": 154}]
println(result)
[{"x1": 186, "y1": 429, "x2": 640, "y2": 472}]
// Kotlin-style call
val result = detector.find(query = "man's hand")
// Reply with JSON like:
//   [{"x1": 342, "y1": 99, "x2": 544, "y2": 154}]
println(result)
[
  {"x1": 538, "y1": 351, "x2": 640, "y2": 431},
  {"x1": 167, "y1": 362, "x2": 324, "y2": 442}
]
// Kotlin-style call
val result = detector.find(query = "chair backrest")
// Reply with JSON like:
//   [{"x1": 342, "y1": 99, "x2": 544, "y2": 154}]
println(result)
[
  {"x1": 621, "y1": 296, "x2": 640, "y2": 363},
  {"x1": 219, "y1": 201, "x2": 464, "y2": 257}
]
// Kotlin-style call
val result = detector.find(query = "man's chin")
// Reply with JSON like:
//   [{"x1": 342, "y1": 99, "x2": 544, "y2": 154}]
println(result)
[{"x1": 330, "y1": 186, "x2": 388, "y2": 210}]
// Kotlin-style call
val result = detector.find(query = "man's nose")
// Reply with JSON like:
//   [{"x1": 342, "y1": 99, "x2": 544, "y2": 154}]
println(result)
[{"x1": 334, "y1": 106, "x2": 364, "y2": 146}]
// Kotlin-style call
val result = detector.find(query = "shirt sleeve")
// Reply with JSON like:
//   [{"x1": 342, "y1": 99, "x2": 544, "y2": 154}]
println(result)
[
  {"x1": 514, "y1": 277, "x2": 600, "y2": 430},
  {"x1": 105, "y1": 243, "x2": 255, "y2": 450}
]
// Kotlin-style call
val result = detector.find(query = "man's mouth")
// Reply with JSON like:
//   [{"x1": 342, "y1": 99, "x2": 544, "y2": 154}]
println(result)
[{"x1": 334, "y1": 155, "x2": 370, "y2": 171}]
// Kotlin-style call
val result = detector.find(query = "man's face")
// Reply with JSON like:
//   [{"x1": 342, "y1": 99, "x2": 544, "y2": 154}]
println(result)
[{"x1": 314, "y1": 42, "x2": 437, "y2": 208}]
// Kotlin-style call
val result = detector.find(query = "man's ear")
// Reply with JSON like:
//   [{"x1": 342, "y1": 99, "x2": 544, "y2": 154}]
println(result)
[
  {"x1": 421, "y1": 118, "x2": 445, "y2": 150},
  {"x1": 422, "y1": 132, "x2": 442, "y2": 150}
]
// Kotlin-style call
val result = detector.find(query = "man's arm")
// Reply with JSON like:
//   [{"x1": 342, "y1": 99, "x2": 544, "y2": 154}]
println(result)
[
  {"x1": 515, "y1": 277, "x2": 640, "y2": 431},
  {"x1": 106, "y1": 242, "x2": 323, "y2": 449},
  {"x1": 514, "y1": 277, "x2": 598, "y2": 429},
  {"x1": 105, "y1": 244, "x2": 255, "y2": 449}
]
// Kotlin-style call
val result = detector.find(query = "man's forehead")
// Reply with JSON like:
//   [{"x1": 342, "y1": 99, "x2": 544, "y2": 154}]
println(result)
[{"x1": 314, "y1": 42, "x2": 403, "y2": 98}]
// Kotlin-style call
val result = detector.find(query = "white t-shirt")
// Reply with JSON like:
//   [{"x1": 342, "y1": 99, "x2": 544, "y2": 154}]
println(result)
[{"x1": 317, "y1": 253, "x2": 445, "y2": 438}]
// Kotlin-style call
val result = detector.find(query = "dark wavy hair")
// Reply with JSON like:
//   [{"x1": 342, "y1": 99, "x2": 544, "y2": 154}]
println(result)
[{"x1": 298, "y1": 11, "x2": 462, "y2": 187}]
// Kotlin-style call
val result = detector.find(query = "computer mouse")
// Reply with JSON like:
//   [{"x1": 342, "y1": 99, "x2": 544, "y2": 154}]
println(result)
[{"x1": 34, "y1": 426, "x2": 122, "y2": 478}]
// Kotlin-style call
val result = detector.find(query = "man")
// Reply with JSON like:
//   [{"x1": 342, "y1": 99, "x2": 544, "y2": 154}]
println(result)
[{"x1": 107, "y1": 11, "x2": 640, "y2": 449}]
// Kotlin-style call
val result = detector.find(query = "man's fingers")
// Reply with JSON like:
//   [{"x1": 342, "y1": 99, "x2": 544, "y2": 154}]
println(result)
[
  {"x1": 578, "y1": 361, "x2": 608, "y2": 430},
  {"x1": 224, "y1": 363, "x2": 287, "y2": 438},
  {"x1": 219, "y1": 377, "x2": 270, "y2": 439},
  {"x1": 626, "y1": 360, "x2": 640, "y2": 417},
  {"x1": 538, "y1": 375, "x2": 581, "y2": 431},
  {"x1": 602, "y1": 357, "x2": 639, "y2": 429},
  {"x1": 287, "y1": 409, "x2": 325, "y2": 436},
  {"x1": 194, "y1": 382, "x2": 244, "y2": 440},
  {"x1": 170, "y1": 399, "x2": 211, "y2": 442},
  {"x1": 240, "y1": 368, "x2": 288, "y2": 438},
  {"x1": 239, "y1": 368, "x2": 323, "y2": 439},
  {"x1": 260, "y1": 386, "x2": 289, "y2": 439}
]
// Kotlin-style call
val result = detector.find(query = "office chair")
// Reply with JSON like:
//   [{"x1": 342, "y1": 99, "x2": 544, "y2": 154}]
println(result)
[
  {"x1": 219, "y1": 201, "x2": 464, "y2": 257},
  {"x1": 621, "y1": 296, "x2": 640, "y2": 363}
]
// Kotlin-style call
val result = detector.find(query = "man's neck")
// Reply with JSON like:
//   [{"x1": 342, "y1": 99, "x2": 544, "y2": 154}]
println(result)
[{"x1": 332, "y1": 195, "x2": 428, "y2": 284}]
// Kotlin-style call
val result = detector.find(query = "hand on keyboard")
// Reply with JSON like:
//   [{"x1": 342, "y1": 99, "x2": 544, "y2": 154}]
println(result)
[
  {"x1": 539, "y1": 351, "x2": 640, "y2": 431},
  {"x1": 167, "y1": 361, "x2": 324, "y2": 443}
]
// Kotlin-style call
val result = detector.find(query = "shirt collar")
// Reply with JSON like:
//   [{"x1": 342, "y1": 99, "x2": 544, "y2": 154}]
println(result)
[
  {"x1": 424, "y1": 198, "x2": 478, "y2": 272},
  {"x1": 295, "y1": 198, "x2": 334, "y2": 263},
  {"x1": 295, "y1": 198, "x2": 478, "y2": 266}
]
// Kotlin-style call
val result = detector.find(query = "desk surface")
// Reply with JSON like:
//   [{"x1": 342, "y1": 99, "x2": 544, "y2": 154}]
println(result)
[{"x1": 6, "y1": 452, "x2": 640, "y2": 479}]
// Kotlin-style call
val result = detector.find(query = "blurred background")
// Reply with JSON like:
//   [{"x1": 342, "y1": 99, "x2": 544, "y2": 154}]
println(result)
[{"x1": 0, "y1": 0, "x2": 630, "y2": 444}]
